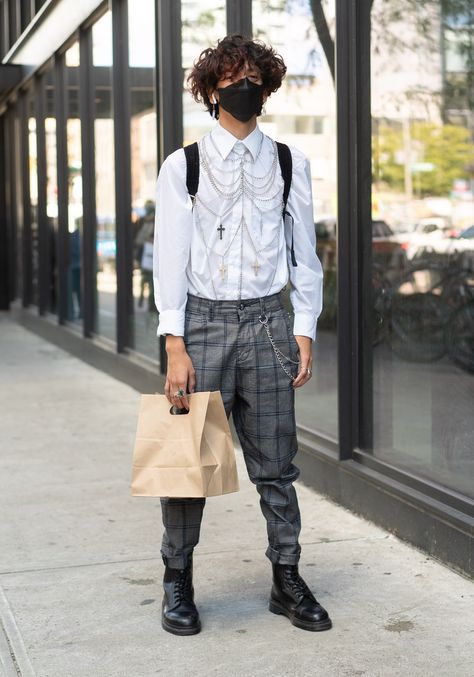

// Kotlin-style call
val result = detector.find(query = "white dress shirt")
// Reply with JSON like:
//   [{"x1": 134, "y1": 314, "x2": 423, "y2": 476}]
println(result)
[{"x1": 153, "y1": 123, "x2": 323, "y2": 339}]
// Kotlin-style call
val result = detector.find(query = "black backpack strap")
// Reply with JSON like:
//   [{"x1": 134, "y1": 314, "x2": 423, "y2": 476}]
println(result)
[
  {"x1": 183, "y1": 142, "x2": 200, "y2": 205},
  {"x1": 276, "y1": 141, "x2": 292, "y2": 211},
  {"x1": 276, "y1": 142, "x2": 297, "y2": 266}
]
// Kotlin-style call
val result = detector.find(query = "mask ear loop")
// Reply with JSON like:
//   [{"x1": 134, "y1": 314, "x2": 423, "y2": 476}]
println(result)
[{"x1": 210, "y1": 96, "x2": 219, "y2": 120}]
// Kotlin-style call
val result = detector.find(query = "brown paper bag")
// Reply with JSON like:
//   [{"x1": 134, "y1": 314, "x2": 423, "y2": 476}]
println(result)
[{"x1": 131, "y1": 391, "x2": 239, "y2": 498}]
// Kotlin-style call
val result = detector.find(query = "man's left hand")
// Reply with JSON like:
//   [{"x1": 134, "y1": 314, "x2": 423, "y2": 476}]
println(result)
[{"x1": 292, "y1": 335, "x2": 313, "y2": 388}]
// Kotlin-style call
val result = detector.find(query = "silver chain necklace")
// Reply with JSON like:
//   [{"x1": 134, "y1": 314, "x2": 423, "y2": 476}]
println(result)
[
  {"x1": 194, "y1": 132, "x2": 284, "y2": 299},
  {"x1": 200, "y1": 135, "x2": 279, "y2": 202}
]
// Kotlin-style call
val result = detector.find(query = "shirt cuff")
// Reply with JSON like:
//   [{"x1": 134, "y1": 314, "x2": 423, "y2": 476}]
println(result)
[
  {"x1": 293, "y1": 312, "x2": 317, "y2": 341},
  {"x1": 156, "y1": 310, "x2": 185, "y2": 337}
]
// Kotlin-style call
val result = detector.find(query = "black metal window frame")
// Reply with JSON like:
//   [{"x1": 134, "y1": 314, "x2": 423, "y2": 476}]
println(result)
[
  {"x1": 1, "y1": 1, "x2": 8, "y2": 58},
  {"x1": 227, "y1": 0, "x2": 252, "y2": 37},
  {"x1": 34, "y1": 66, "x2": 48, "y2": 315},
  {"x1": 0, "y1": 109, "x2": 11, "y2": 309},
  {"x1": 78, "y1": 19, "x2": 96, "y2": 339},
  {"x1": 77, "y1": 1, "x2": 114, "y2": 340},
  {"x1": 20, "y1": 0, "x2": 33, "y2": 31},
  {"x1": 7, "y1": 104, "x2": 19, "y2": 303},
  {"x1": 8, "y1": 0, "x2": 20, "y2": 50},
  {"x1": 336, "y1": 0, "x2": 372, "y2": 459},
  {"x1": 54, "y1": 46, "x2": 68, "y2": 324},
  {"x1": 19, "y1": 87, "x2": 32, "y2": 307}
]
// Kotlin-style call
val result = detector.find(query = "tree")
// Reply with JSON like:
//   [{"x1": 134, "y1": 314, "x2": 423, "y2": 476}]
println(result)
[
  {"x1": 374, "y1": 121, "x2": 473, "y2": 195},
  {"x1": 304, "y1": 0, "x2": 473, "y2": 121}
]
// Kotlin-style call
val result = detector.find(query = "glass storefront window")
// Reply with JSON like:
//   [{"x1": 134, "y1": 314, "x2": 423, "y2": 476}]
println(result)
[
  {"x1": 45, "y1": 69, "x2": 58, "y2": 314},
  {"x1": 253, "y1": 0, "x2": 338, "y2": 440},
  {"x1": 92, "y1": 10, "x2": 116, "y2": 342},
  {"x1": 128, "y1": 0, "x2": 159, "y2": 359},
  {"x1": 370, "y1": 1, "x2": 474, "y2": 497},
  {"x1": 13, "y1": 113, "x2": 22, "y2": 301},
  {"x1": 27, "y1": 92, "x2": 39, "y2": 306},
  {"x1": 181, "y1": 0, "x2": 226, "y2": 145},
  {"x1": 65, "y1": 41, "x2": 83, "y2": 324}
]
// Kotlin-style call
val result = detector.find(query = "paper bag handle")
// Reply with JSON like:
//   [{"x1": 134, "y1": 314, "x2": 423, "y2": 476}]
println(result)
[{"x1": 169, "y1": 405, "x2": 189, "y2": 416}]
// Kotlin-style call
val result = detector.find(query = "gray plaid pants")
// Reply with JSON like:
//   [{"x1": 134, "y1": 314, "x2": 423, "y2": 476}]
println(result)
[{"x1": 160, "y1": 291, "x2": 302, "y2": 568}]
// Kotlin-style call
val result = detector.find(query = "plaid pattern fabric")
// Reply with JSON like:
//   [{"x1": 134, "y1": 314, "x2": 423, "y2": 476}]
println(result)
[{"x1": 160, "y1": 292, "x2": 303, "y2": 568}]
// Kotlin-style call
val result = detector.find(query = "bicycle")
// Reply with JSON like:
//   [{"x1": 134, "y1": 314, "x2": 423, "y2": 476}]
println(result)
[{"x1": 373, "y1": 255, "x2": 474, "y2": 373}]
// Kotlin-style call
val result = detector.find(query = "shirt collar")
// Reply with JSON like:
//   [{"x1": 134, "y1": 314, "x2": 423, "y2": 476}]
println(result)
[{"x1": 210, "y1": 123, "x2": 263, "y2": 161}]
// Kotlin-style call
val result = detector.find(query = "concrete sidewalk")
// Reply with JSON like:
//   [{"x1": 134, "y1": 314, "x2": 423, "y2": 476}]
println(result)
[{"x1": 0, "y1": 313, "x2": 472, "y2": 677}]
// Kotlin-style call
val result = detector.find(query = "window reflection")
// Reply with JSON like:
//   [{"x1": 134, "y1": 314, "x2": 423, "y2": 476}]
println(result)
[
  {"x1": 28, "y1": 93, "x2": 39, "y2": 306},
  {"x1": 182, "y1": 0, "x2": 226, "y2": 145},
  {"x1": 65, "y1": 41, "x2": 83, "y2": 323},
  {"x1": 45, "y1": 69, "x2": 58, "y2": 314},
  {"x1": 92, "y1": 10, "x2": 116, "y2": 341},
  {"x1": 253, "y1": 0, "x2": 338, "y2": 440},
  {"x1": 128, "y1": 0, "x2": 159, "y2": 358},
  {"x1": 371, "y1": 0, "x2": 474, "y2": 497}
]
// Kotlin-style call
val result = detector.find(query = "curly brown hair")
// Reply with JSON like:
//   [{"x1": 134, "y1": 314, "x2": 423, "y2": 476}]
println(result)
[{"x1": 187, "y1": 34, "x2": 287, "y2": 116}]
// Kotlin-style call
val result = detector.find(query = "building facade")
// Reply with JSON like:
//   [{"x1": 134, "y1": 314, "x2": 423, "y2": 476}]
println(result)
[{"x1": 1, "y1": 0, "x2": 473, "y2": 576}]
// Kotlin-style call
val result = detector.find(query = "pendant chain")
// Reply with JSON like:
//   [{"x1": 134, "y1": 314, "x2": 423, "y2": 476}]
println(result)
[
  {"x1": 200, "y1": 135, "x2": 280, "y2": 202},
  {"x1": 194, "y1": 131, "x2": 285, "y2": 300}
]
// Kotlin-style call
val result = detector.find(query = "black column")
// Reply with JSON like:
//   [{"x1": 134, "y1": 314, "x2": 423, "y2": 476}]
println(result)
[
  {"x1": 336, "y1": 0, "x2": 373, "y2": 458},
  {"x1": 157, "y1": 0, "x2": 183, "y2": 163},
  {"x1": 55, "y1": 51, "x2": 69, "y2": 325},
  {"x1": 226, "y1": 0, "x2": 252, "y2": 36},
  {"x1": 0, "y1": 114, "x2": 9, "y2": 310},
  {"x1": 20, "y1": 92, "x2": 32, "y2": 307},
  {"x1": 112, "y1": 0, "x2": 133, "y2": 353},
  {"x1": 7, "y1": 109, "x2": 18, "y2": 302},
  {"x1": 154, "y1": 0, "x2": 161, "y2": 167},
  {"x1": 357, "y1": 3, "x2": 373, "y2": 452},
  {"x1": 156, "y1": 0, "x2": 183, "y2": 372},
  {"x1": 35, "y1": 73, "x2": 49, "y2": 316},
  {"x1": 79, "y1": 26, "x2": 96, "y2": 338}
]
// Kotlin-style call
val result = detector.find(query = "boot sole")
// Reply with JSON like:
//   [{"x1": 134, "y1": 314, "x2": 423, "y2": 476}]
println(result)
[
  {"x1": 161, "y1": 618, "x2": 201, "y2": 636},
  {"x1": 269, "y1": 599, "x2": 332, "y2": 632}
]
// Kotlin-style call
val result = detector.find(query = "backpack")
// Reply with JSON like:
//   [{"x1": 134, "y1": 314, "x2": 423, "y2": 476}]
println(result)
[{"x1": 183, "y1": 140, "x2": 297, "y2": 266}]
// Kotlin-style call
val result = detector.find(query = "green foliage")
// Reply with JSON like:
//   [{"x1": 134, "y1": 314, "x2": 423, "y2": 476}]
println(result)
[{"x1": 374, "y1": 122, "x2": 473, "y2": 195}]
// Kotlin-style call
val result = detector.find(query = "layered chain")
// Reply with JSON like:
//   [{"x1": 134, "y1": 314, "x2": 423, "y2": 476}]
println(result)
[
  {"x1": 200, "y1": 135, "x2": 281, "y2": 205},
  {"x1": 195, "y1": 131, "x2": 284, "y2": 300}
]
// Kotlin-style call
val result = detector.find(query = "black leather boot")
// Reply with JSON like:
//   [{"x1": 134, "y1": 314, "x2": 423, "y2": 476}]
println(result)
[
  {"x1": 269, "y1": 563, "x2": 332, "y2": 631},
  {"x1": 161, "y1": 560, "x2": 201, "y2": 636}
]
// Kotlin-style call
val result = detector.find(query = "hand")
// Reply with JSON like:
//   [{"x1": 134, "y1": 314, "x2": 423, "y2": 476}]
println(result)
[
  {"x1": 164, "y1": 337, "x2": 196, "y2": 410},
  {"x1": 292, "y1": 335, "x2": 313, "y2": 389}
]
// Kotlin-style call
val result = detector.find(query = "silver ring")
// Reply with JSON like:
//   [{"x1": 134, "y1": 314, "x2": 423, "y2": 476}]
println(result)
[
  {"x1": 306, "y1": 368, "x2": 312, "y2": 376},
  {"x1": 173, "y1": 388, "x2": 185, "y2": 398}
]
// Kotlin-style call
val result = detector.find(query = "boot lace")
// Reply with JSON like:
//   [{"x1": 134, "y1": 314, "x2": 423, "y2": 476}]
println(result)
[
  {"x1": 173, "y1": 568, "x2": 192, "y2": 604},
  {"x1": 284, "y1": 568, "x2": 313, "y2": 599}
]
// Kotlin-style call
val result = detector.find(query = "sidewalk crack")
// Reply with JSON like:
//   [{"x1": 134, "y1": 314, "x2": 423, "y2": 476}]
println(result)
[{"x1": 1, "y1": 620, "x2": 22, "y2": 677}]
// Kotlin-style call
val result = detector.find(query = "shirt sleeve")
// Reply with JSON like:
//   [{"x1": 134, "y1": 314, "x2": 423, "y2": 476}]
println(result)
[
  {"x1": 153, "y1": 149, "x2": 193, "y2": 336},
  {"x1": 285, "y1": 148, "x2": 324, "y2": 341}
]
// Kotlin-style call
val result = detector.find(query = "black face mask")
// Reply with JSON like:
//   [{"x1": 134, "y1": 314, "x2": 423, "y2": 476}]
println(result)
[{"x1": 216, "y1": 77, "x2": 264, "y2": 122}]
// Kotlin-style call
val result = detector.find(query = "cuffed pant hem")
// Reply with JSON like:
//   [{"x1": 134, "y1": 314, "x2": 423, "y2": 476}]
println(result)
[
  {"x1": 161, "y1": 551, "x2": 193, "y2": 569},
  {"x1": 265, "y1": 544, "x2": 300, "y2": 565}
]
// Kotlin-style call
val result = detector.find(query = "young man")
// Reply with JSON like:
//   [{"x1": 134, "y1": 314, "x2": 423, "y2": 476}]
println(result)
[{"x1": 153, "y1": 34, "x2": 330, "y2": 635}]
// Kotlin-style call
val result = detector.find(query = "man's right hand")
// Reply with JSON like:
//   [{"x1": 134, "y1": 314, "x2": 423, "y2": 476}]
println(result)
[{"x1": 164, "y1": 336, "x2": 196, "y2": 410}]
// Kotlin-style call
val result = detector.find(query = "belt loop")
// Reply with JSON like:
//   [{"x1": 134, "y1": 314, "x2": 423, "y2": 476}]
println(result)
[
  {"x1": 259, "y1": 296, "x2": 267, "y2": 321},
  {"x1": 208, "y1": 301, "x2": 214, "y2": 323}
]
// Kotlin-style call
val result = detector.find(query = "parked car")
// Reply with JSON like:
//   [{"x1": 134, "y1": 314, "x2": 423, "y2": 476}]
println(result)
[
  {"x1": 398, "y1": 222, "x2": 474, "y2": 263},
  {"x1": 372, "y1": 220, "x2": 407, "y2": 270},
  {"x1": 314, "y1": 217, "x2": 406, "y2": 272},
  {"x1": 398, "y1": 218, "x2": 459, "y2": 260}
]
